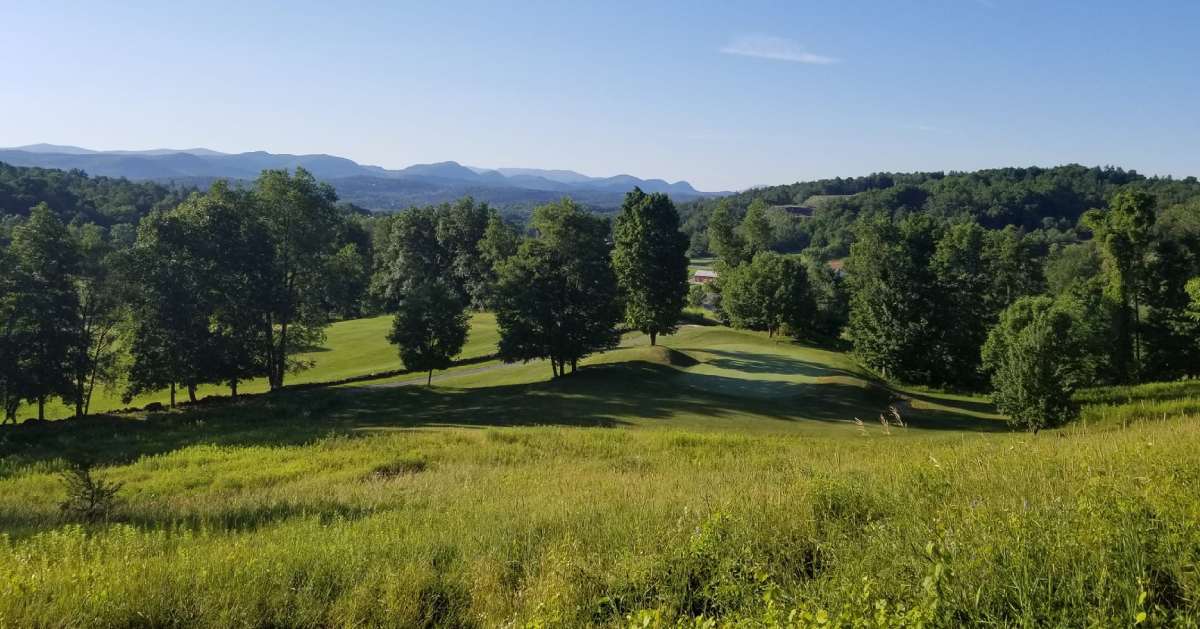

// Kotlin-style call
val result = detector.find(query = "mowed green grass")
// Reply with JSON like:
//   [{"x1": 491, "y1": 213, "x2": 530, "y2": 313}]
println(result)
[
  {"x1": 2, "y1": 320, "x2": 1199, "y2": 626},
  {"x1": 21, "y1": 312, "x2": 500, "y2": 421}
]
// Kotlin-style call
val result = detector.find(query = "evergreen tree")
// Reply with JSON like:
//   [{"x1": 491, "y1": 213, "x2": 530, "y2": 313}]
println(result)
[{"x1": 612, "y1": 188, "x2": 689, "y2": 345}]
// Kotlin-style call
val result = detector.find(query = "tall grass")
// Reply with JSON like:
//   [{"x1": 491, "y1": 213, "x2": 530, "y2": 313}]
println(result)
[{"x1": 1, "y1": 395, "x2": 1198, "y2": 626}]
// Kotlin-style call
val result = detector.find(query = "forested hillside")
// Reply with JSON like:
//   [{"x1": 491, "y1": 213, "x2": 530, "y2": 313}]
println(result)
[
  {"x1": 681, "y1": 165, "x2": 1200, "y2": 259},
  {"x1": 0, "y1": 162, "x2": 192, "y2": 230}
]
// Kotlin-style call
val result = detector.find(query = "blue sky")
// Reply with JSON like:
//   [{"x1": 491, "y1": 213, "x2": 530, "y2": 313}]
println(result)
[{"x1": 2, "y1": 1, "x2": 1198, "y2": 190}]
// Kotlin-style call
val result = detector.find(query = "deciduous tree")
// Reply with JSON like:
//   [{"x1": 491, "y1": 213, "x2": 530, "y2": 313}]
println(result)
[{"x1": 613, "y1": 188, "x2": 689, "y2": 346}]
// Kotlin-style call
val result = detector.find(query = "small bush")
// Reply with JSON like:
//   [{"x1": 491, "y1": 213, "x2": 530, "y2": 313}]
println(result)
[{"x1": 59, "y1": 462, "x2": 123, "y2": 523}]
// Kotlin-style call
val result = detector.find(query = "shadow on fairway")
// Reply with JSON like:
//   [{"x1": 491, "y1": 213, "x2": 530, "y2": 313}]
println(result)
[
  {"x1": 0, "y1": 360, "x2": 1006, "y2": 471},
  {"x1": 699, "y1": 348, "x2": 862, "y2": 379}
]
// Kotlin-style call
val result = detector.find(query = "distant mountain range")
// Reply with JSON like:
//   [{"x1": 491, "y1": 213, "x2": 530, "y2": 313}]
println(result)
[{"x1": 0, "y1": 144, "x2": 726, "y2": 210}]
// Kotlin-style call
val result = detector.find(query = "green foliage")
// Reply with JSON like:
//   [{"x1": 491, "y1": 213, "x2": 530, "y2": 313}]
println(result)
[
  {"x1": 613, "y1": 188, "x2": 690, "y2": 345},
  {"x1": 707, "y1": 201, "x2": 746, "y2": 267},
  {"x1": 494, "y1": 199, "x2": 620, "y2": 376},
  {"x1": 1188, "y1": 277, "x2": 1200, "y2": 319},
  {"x1": 1082, "y1": 189, "x2": 1157, "y2": 382},
  {"x1": 0, "y1": 162, "x2": 190, "y2": 226},
  {"x1": 720, "y1": 252, "x2": 813, "y2": 338},
  {"x1": 982, "y1": 296, "x2": 1082, "y2": 431},
  {"x1": 3, "y1": 204, "x2": 81, "y2": 419},
  {"x1": 374, "y1": 198, "x2": 503, "y2": 310},
  {"x1": 845, "y1": 216, "x2": 939, "y2": 383},
  {"x1": 738, "y1": 199, "x2": 773, "y2": 256},
  {"x1": 387, "y1": 280, "x2": 470, "y2": 385},
  {"x1": 58, "y1": 462, "x2": 123, "y2": 523}
]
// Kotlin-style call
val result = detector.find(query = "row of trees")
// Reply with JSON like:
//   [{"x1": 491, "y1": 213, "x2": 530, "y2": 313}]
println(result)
[
  {"x1": 1, "y1": 169, "x2": 362, "y2": 421},
  {"x1": 378, "y1": 188, "x2": 691, "y2": 382}
]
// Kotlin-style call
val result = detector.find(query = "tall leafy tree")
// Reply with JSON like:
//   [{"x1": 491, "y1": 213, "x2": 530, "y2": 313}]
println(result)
[
  {"x1": 982, "y1": 296, "x2": 1083, "y2": 432},
  {"x1": 253, "y1": 168, "x2": 343, "y2": 389},
  {"x1": 739, "y1": 199, "x2": 774, "y2": 255},
  {"x1": 436, "y1": 198, "x2": 494, "y2": 308},
  {"x1": 7, "y1": 204, "x2": 82, "y2": 420},
  {"x1": 123, "y1": 207, "x2": 214, "y2": 406},
  {"x1": 1081, "y1": 189, "x2": 1157, "y2": 381},
  {"x1": 721, "y1": 252, "x2": 813, "y2": 338},
  {"x1": 0, "y1": 244, "x2": 23, "y2": 423},
  {"x1": 64, "y1": 224, "x2": 124, "y2": 417},
  {"x1": 186, "y1": 182, "x2": 275, "y2": 397},
  {"x1": 387, "y1": 280, "x2": 470, "y2": 386},
  {"x1": 707, "y1": 200, "x2": 746, "y2": 267},
  {"x1": 612, "y1": 188, "x2": 689, "y2": 345},
  {"x1": 846, "y1": 216, "x2": 941, "y2": 383},
  {"x1": 929, "y1": 221, "x2": 991, "y2": 388},
  {"x1": 494, "y1": 199, "x2": 621, "y2": 377}
]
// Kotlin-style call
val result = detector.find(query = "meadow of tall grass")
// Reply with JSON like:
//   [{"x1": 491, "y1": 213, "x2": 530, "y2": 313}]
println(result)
[{"x1": 1, "y1": 377, "x2": 1198, "y2": 626}]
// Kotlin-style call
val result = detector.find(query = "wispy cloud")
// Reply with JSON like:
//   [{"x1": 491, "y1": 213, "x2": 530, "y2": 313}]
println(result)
[{"x1": 719, "y1": 35, "x2": 838, "y2": 65}]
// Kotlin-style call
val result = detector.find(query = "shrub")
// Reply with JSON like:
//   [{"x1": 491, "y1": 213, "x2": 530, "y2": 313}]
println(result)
[
  {"x1": 982, "y1": 296, "x2": 1082, "y2": 431},
  {"x1": 58, "y1": 461, "x2": 123, "y2": 522}
]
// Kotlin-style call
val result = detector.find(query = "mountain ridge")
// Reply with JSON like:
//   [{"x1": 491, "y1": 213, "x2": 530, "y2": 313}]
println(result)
[{"x1": 0, "y1": 145, "x2": 725, "y2": 210}]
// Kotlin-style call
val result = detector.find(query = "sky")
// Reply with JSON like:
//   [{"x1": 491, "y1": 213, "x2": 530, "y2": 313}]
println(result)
[{"x1": 2, "y1": 0, "x2": 1199, "y2": 191}]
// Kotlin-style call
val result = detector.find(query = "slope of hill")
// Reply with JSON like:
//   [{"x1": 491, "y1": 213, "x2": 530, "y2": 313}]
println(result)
[
  {"x1": 2, "y1": 316, "x2": 1197, "y2": 625},
  {"x1": 0, "y1": 145, "x2": 725, "y2": 210}
]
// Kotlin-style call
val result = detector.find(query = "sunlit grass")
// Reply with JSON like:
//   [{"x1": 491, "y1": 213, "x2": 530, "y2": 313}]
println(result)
[{"x1": 2, "y1": 325, "x2": 1198, "y2": 625}]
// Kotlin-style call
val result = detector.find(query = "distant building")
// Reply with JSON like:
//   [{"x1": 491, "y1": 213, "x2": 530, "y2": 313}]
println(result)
[{"x1": 691, "y1": 269, "x2": 718, "y2": 284}]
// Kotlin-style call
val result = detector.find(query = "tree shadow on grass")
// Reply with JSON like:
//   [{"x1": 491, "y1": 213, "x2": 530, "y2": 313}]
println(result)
[
  {"x1": 698, "y1": 348, "x2": 863, "y2": 379},
  {"x1": 0, "y1": 361, "x2": 1006, "y2": 473}
]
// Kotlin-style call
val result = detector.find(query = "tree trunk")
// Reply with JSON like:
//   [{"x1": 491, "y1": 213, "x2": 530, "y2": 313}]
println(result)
[
  {"x1": 170, "y1": 383, "x2": 176, "y2": 408},
  {"x1": 37, "y1": 396, "x2": 45, "y2": 421},
  {"x1": 188, "y1": 383, "x2": 197, "y2": 403},
  {"x1": 230, "y1": 379, "x2": 239, "y2": 399},
  {"x1": 75, "y1": 384, "x2": 84, "y2": 419},
  {"x1": 650, "y1": 330, "x2": 657, "y2": 346},
  {"x1": 551, "y1": 359, "x2": 559, "y2": 378},
  {"x1": 427, "y1": 369, "x2": 433, "y2": 387},
  {"x1": 275, "y1": 321, "x2": 290, "y2": 390}
]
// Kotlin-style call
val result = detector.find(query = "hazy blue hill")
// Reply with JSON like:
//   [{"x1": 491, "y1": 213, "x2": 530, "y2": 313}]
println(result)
[{"x1": 0, "y1": 145, "x2": 725, "y2": 210}]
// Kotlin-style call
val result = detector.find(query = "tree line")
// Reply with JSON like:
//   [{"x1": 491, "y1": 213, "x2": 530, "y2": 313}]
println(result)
[
  {"x1": 1, "y1": 169, "x2": 367, "y2": 421},
  {"x1": 694, "y1": 184, "x2": 1200, "y2": 431},
  {"x1": 0, "y1": 171, "x2": 695, "y2": 420},
  {"x1": 376, "y1": 188, "x2": 690, "y2": 382}
]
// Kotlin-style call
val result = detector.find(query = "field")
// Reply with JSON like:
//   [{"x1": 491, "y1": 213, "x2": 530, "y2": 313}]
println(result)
[
  {"x1": 2, "y1": 319, "x2": 1199, "y2": 626},
  {"x1": 20, "y1": 313, "x2": 502, "y2": 421}
]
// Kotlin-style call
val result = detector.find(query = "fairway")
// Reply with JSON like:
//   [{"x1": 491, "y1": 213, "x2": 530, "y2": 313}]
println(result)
[{"x1": 19, "y1": 313, "x2": 501, "y2": 421}]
